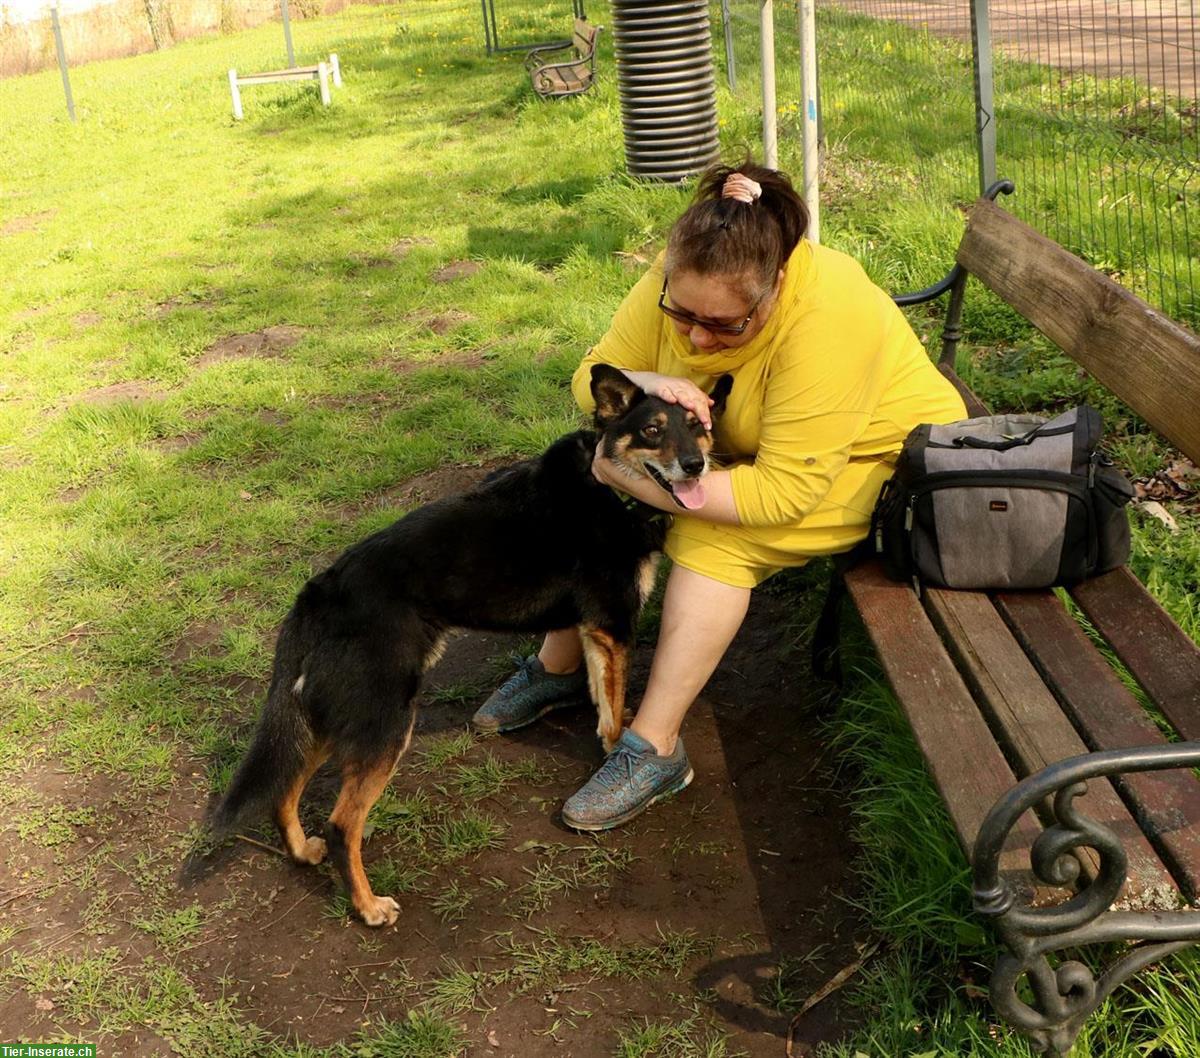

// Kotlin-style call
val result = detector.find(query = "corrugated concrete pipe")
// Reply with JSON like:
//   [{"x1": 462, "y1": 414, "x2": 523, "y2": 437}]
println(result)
[{"x1": 610, "y1": 0, "x2": 721, "y2": 182}]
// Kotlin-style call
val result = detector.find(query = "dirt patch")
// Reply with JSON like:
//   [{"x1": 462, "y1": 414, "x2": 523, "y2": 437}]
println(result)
[
  {"x1": 152, "y1": 291, "x2": 222, "y2": 319},
  {"x1": 381, "y1": 349, "x2": 492, "y2": 375},
  {"x1": 72, "y1": 310, "x2": 103, "y2": 329},
  {"x1": 433, "y1": 259, "x2": 481, "y2": 283},
  {"x1": 348, "y1": 251, "x2": 395, "y2": 270},
  {"x1": 170, "y1": 621, "x2": 224, "y2": 665},
  {"x1": 196, "y1": 325, "x2": 304, "y2": 368},
  {"x1": 77, "y1": 380, "x2": 159, "y2": 405},
  {"x1": 426, "y1": 309, "x2": 474, "y2": 334},
  {"x1": 390, "y1": 236, "x2": 434, "y2": 259},
  {"x1": 0, "y1": 583, "x2": 863, "y2": 1057},
  {"x1": 151, "y1": 431, "x2": 204, "y2": 454},
  {"x1": 344, "y1": 458, "x2": 512, "y2": 520},
  {"x1": 1, "y1": 210, "x2": 55, "y2": 237},
  {"x1": 57, "y1": 485, "x2": 88, "y2": 503}
]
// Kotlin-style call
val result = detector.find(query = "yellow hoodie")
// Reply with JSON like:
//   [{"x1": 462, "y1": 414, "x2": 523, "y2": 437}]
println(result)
[{"x1": 572, "y1": 240, "x2": 967, "y2": 587}]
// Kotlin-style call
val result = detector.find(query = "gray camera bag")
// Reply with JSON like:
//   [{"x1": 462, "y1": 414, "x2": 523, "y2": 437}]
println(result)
[{"x1": 871, "y1": 406, "x2": 1133, "y2": 590}]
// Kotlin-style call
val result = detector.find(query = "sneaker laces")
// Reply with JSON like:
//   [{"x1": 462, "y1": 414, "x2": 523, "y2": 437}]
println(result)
[
  {"x1": 589, "y1": 741, "x2": 643, "y2": 792},
  {"x1": 496, "y1": 653, "x2": 538, "y2": 700}
]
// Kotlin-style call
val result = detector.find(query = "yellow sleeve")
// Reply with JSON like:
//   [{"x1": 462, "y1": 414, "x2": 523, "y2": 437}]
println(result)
[
  {"x1": 729, "y1": 287, "x2": 898, "y2": 528},
  {"x1": 571, "y1": 260, "x2": 665, "y2": 413}
]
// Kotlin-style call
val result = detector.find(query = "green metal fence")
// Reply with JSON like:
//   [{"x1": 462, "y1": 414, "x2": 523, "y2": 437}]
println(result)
[{"x1": 717, "y1": 0, "x2": 1199, "y2": 328}]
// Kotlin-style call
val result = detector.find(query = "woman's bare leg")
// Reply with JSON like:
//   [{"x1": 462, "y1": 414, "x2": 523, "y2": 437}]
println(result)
[
  {"x1": 538, "y1": 627, "x2": 584, "y2": 675},
  {"x1": 629, "y1": 565, "x2": 750, "y2": 755}
]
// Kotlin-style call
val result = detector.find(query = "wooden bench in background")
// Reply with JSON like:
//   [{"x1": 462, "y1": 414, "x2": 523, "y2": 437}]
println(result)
[
  {"x1": 834, "y1": 181, "x2": 1200, "y2": 1055},
  {"x1": 228, "y1": 53, "x2": 342, "y2": 120},
  {"x1": 524, "y1": 17, "x2": 601, "y2": 99}
]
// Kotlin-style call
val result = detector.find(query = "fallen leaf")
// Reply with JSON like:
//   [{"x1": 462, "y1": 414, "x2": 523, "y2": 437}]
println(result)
[
  {"x1": 515, "y1": 839, "x2": 552, "y2": 853},
  {"x1": 487, "y1": 1029, "x2": 500, "y2": 1048},
  {"x1": 1138, "y1": 499, "x2": 1179, "y2": 533}
]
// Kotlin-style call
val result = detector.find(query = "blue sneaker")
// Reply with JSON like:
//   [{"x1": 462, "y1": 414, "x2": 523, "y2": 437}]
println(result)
[
  {"x1": 562, "y1": 728, "x2": 693, "y2": 832},
  {"x1": 471, "y1": 655, "x2": 589, "y2": 734}
]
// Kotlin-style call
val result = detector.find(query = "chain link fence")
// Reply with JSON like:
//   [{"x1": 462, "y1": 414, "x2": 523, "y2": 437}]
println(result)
[{"x1": 716, "y1": 0, "x2": 1199, "y2": 328}]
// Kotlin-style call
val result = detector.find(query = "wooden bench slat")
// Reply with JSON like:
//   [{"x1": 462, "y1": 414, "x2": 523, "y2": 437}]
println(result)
[
  {"x1": 1070, "y1": 566, "x2": 1200, "y2": 743},
  {"x1": 539, "y1": 66, "x2": 589, "y2": 92},
  {"x1": 572, "y1": 17, "x2": 599, "y2": 52},
  {"x1": 957, "y1": 199, "x2": 1200, "y2": 465},
  {"x1": 925, "y1": 588, "x2": 1176, "y2": 900},
  {"x1": 845, "y1": 562, "x2": 1043, "y2": 884},
  {"x1": 996, "y1": 590, "x2": 1200, "y2": 904}
]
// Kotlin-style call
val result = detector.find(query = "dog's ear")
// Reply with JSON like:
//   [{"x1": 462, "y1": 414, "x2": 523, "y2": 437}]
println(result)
[
  {"x1": 590, "y1": 364, "x2": 642, "y2": 427},
  {"x1": 709, "y1": 374, "x2": 733, "y2": 420}
]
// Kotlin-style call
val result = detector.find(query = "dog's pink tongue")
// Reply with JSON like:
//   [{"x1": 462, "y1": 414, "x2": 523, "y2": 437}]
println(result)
[{"x1": 672, "y1": 478, "x2": 707, "y2": 510}]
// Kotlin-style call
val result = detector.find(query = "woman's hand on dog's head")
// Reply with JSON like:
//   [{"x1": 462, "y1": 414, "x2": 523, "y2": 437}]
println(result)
[{"x1": 623, "y1": 371, "x2": 714, "y2": 429}]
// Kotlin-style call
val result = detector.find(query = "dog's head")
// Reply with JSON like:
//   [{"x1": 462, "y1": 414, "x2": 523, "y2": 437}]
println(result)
[{"x1": 589, "y1": 364, "x2": 733, "y2": 511}]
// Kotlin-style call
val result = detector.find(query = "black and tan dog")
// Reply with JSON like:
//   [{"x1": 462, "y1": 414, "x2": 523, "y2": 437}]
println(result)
[{"x1": 210, "y1": 364, "x2": 732, "y2": 926}]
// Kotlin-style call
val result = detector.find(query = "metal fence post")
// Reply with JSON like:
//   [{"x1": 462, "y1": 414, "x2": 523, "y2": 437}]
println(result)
[
  {"x1": 797, "y1": 0, "x2": 819, "y2": 242},
  {"x1": 281, "y1": 0, "x2": 296, "y2": 68},
  {"x1": 721, "y1": 0, "x2": 737, "y2": 92},
  {"x1": 970, "y1": 0, "x2": 996, "y2": 194},
  {"x1": 760, "y1": 0, "x2": 777, "y2": 168},
  {"x1": 50, "y1": 3, "x2": 76, "y2": 123}
]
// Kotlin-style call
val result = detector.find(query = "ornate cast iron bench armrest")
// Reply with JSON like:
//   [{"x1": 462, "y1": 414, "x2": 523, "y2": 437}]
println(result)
[{"x1": 972, "y1": 742, "x2": 1200, "y2": 1056}]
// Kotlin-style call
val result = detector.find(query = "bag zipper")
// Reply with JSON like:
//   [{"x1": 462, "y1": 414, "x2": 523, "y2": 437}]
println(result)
[
  {"x1": 923, "y1": 422, "x2": 1077, "y2": 450},
  {"x1": 907, "y1": 469, "x2": 1090, "y2": 499}
]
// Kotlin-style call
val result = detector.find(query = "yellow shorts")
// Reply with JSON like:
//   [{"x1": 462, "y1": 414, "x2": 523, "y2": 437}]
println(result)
[{"x1": 664, "y1": 459, "x2": 894, "y2": 589}]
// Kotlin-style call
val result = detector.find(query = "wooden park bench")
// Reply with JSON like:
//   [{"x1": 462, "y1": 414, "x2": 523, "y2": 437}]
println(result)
[
  {"x1": 524, "y1": 17, "x2": 601, "y2": 99},
  {"x1": 228, "y1": 53, "x2": 342, "y2": 120},
  {"x1": 828, "y1": 181, "x2": 1200, "y2": 1055}
]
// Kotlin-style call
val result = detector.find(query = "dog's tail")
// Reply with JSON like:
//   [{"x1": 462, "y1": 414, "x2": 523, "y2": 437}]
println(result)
[{"x1": 208, "y1": 629, "x2": 313, "y2": 839}]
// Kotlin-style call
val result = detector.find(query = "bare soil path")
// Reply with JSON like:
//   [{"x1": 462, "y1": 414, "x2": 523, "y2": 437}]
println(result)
[{"x1": 0, "y1": 466, "x2": 865, "y2": 1056}]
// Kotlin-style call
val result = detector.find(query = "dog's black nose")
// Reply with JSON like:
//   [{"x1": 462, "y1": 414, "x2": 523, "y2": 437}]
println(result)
[{"x1": 680, "y1": 455, "x2": 705, "y2": 477}]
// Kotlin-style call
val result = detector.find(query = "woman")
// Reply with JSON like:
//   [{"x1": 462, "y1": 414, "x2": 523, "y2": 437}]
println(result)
[{"x1": 472, "y1": 160, "x2": 967, "y2": 831}]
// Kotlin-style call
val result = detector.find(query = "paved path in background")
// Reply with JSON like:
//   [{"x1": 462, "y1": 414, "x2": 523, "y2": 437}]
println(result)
[{"x1": 827, "y1": 0, "x2": 1198, "y2": 99}]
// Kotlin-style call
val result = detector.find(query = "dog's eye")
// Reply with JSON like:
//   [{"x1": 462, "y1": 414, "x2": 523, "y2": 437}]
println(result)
[{"x1": 641, "y1": 424, "x2": 661, "y2": 439}]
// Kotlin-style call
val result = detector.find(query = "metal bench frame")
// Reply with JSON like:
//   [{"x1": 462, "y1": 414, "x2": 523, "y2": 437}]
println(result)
[{"x1": 524, "y1": 16, "x2": 601, "y2": 99}]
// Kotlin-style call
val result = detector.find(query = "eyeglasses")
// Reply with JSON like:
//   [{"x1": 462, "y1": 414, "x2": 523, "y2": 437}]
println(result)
[{"x1": 657, "y1": 277, "x2": 764, "y2": 337}]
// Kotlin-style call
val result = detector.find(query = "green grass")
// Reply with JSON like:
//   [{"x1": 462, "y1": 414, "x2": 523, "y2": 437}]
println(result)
[
  {"x1": 614, "y1": 1011, "x2": 744, "y2": 1058},
  {"x1": 2, "y1": 0, "x2": 1198, "y2": 1055}
]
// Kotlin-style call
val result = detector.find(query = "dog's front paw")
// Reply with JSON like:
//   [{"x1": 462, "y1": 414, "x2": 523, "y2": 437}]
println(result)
[
  {"x1": 357, "y1": 895, "x2": 400, "y2": 928},
  {"x1": 295, "y1": 836, "x2": 327, "y2": 865}
]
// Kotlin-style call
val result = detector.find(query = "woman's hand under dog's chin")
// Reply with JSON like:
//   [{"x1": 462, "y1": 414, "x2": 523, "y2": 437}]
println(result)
[{"x1": 591, "y1": 445, "x2": 742, "y2": 525}]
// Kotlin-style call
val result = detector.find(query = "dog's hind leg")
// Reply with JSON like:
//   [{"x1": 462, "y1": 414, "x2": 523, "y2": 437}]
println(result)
[
  {"x1": 580, "y1": 625, "x2": 628, "y2": 752},
  {"x1": 324, "y1": 712, "x2": 416, "y2": 927},
  {"x1": 275, "y1": 741, "x2": 331, "y2": 865}
]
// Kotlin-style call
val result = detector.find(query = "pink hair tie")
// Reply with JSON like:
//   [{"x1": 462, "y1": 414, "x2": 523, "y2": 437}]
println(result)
[{"x1": 722, "y1": 173, "x2": 762, "y2": 204}]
